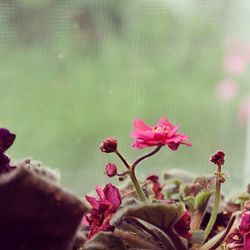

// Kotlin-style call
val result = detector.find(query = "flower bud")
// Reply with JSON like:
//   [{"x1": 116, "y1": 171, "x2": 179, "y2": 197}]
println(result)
[
  {"x1": 100, "y1": 137, "x2": 117, "y2": 153},
  {"x1": 105, "y1": 162, "x2": 117, "y2": 177},
  {"x1": 210, "y1": 150, "x2": 225, "y2": 166}
]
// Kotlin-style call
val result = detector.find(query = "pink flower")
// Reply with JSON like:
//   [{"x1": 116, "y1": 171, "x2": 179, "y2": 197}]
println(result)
[
  {"x1": 224, "y1": 53, "x2": 247, "y2": 75},
  {"x1": 146, "y1": 175, "x2": 164, "y2": 200},
  {"x1": 105, "y1": 163, "x2": 117, "y2": 177},
  {"x1": 82, "y1": 183, "x2": 121, "y2": 239},
  {"x1": 216, "y1": 79, "x2": 238, "y2": 102},
  {"x1": 240, "y1": 211, "x2": 250, "y2": 250},
  {"x1": 131, "y1": 117, "x2": 191, "y2": 150},
  {"x1": 174, "y1": 210, "x2": 192, "y2": 239}
]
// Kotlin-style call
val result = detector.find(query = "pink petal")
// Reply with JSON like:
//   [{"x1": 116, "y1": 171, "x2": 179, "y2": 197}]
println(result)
[
  {"x1": 103, "y1": 183, "x2": 121, "y2": 208},
  {"x1": 81, "y1": 215, "x2": 89, "y2": 226},
  {"x1": 85, "y1": 195, "x2": 99, "y2": 209},
  {"x1": 132, "y1": 119, "x2": 152, "y2": 131},
  {"x1": 244, "y1": 233, "x2": 250, "y2": 250},
  {"x1": 95, "y1": 185, "x2": 105, "y2": 200},
  {"x1": 157, "y1": 117, "x2": 175, "y2": 130}
]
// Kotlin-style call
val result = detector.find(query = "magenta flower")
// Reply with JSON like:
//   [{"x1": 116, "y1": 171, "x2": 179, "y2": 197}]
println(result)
[
  {"x1": 0, "y1": 128, "x2": 16, "y2": 173},
  {"x1": 173, "y1": 210, "x2": 192, "y2": 239},
  {"x1": 240, "y1": 211, "x2": 250, "y2": 250},
  {"x1": 82, "y1": 183, "x2": 121, "y2": 239},
  {"x1": 131, "y1": 117, "x2": 191, "y2": 150},
  {"x1": 105, "y1": 163, "x2": 117, "y2": 177},
  {"x1": 146, "y1": 175, "x2": 164, "y2": 200}
]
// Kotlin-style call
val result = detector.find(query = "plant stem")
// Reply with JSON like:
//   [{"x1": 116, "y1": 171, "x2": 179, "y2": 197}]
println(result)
[
  {"x1": 115, "y1": 146, "x2": 163, "y2": 202},
  {"x1": 132, "y1": 145, "x2": 162, "y2": 169},
  {"x1": 115, "y1": 149, "x2": 130, "y2": 169},
  {"x1": 204, "y1": 167, "x2": 222, "y2": 240},
  {"x1": 129, "y1": 168, "x2": 147, "y2": 202}
]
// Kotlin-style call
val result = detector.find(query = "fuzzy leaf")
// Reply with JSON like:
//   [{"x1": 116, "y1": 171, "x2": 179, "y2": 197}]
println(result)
[
  {"x1": 112, "y1": 201, "x2": 185, "y2": 232},
  {"x1": 0, "y1": 166, "x2": 88, "y2": 250},
  {"x1": 116, "y1": 217, "x2": 176, "y2": 249},
  {"x1": 84, "y1": 232, "x2": 127, "y2": 250},
  {"x1": 195, "y1": 191, "x2": 211, "y2": 210}
]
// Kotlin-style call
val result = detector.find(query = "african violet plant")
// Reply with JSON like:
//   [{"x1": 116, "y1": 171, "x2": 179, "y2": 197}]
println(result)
[{"x1": 0, "y1": 117, "x2": 249, "y2": 250}]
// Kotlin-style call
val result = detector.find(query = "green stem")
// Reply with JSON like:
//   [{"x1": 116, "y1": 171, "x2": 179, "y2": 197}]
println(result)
[
  {"x1": 130, "y1": 168, "x2": 147, "y2": 202},
  {"x1": 204, "y1": 170, "x2": 221, "y2": 240}
]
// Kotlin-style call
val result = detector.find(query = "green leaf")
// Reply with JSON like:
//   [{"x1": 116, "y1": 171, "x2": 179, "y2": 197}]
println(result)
[
  {"x1": 112, "y1": 201, "x2": 185, "y2": 231},
  {"x1": 84, "y1": 232, "x2": 127, "y2": 250},
  {"x1": 194, "y1": 191, "x2": 211, "y2": 210}
]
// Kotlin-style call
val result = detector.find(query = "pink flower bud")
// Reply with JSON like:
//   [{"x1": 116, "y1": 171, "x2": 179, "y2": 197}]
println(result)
[
  {"x1": 105, "y1": 163, "x2": 117, "y2": 177},
  {"x1": 100, "y1": 137, "x2": 117, "y2": 153}
]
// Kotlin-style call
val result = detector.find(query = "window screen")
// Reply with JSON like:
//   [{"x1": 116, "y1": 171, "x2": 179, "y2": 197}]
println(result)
[{"x1": 0, "y1": 0, "x2": 249, "y2": 194}]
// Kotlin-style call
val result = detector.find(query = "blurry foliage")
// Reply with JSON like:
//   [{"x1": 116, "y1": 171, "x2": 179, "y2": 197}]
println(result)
[{"x1": 0, "y1": 0, "x2": 242, "y2": 194}]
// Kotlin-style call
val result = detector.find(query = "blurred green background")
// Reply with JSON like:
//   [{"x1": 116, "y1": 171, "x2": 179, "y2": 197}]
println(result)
[{"x1": 0, "y1": 0, "x2": 249, "y2": 196}]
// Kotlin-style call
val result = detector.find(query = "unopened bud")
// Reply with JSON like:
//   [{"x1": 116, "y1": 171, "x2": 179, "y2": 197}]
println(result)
[
  {"x1": 210, "y1": 150, "x2": 225, "y2": 166},
  {"x1": 100, "y1": 137, "x2": 117, "y2": 153},
  {"x1": 105, "y1": 162, "x2": 117, "y2": 177}
]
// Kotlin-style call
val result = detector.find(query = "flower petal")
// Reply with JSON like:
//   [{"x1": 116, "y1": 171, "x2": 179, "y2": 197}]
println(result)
[{"x1": 103, "y1": 183, "x2": 121, "y2": 208}]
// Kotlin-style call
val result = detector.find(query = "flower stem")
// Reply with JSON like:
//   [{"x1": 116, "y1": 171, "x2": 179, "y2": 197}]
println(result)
[
  {"x1": 115, "y1": 149, "x2": 130, "y2": 169},
  {"x1": 204, "y1": 167, "x2": 222, "y2": 240},
  {"x1": 130, "y1": 168, "x2": 147, "y2": 202},
  {"x1": 132, "y1": 145, "x2": 162, "y2": 169},
  {"x1": 115, "y1": 146, "x2": 163, "y2": 202}
]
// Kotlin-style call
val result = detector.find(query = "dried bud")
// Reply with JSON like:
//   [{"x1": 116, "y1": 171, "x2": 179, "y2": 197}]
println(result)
[
  {"x1": 100, "y1": 137, "x2": 117, "y2": 153},
  {"x1": 105, "y1": 163, "x2": 117, "y2": 177},
  {"x1": 210, "y1": 150, "x2": 225, "y2": 166}
]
